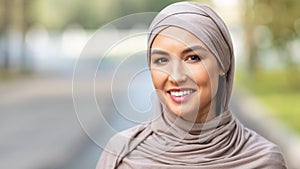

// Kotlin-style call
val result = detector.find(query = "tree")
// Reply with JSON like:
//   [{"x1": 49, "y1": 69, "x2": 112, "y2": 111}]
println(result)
[
  {"x1": 0, "y1": 0, "x2": 10, "y2": 69},
  {"x1": 243, "y1": 0, "x2": 300, "y2": 74}
]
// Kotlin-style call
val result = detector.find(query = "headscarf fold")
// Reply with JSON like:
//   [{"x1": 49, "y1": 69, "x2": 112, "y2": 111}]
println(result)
[{"x1": 96, "y1": 2, "x2": 286, "y2": 169}]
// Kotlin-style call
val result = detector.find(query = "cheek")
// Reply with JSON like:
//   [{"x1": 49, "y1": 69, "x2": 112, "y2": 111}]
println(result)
[
  {"x1": 189, "y1": 65, "x2": 210, "y2": 87},
  {"x1": 151, "y1": 69, "x2": 168, "y2": 103},
  {"x1": 193, "y1": 62, "x2": 219, "y2": 96},
  {"x1": 190, "y1": 63, "x2": 218, "y2": 95},
  {"x1": 150, "y1": 69, "x2": 167, "y2": 89}
]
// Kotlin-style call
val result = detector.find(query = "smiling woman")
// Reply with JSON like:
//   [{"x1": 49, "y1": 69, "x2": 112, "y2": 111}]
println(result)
[
  {"x1": 150, "y1": 27, "x2": 221, "y2": 123},
  {"x1": 96, "y1": 2, "x2": 286, "y2": 169}
]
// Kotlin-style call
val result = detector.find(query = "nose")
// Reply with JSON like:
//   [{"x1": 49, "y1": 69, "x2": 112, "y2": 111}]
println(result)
[{"x1": 168, "y1": 61, "x2": 187, "y2": 84}]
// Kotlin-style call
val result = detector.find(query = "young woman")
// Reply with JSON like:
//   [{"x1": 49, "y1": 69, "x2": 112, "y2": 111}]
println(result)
[{"x1": 96, "y1": 2, "x2": 286, "y2": 168}]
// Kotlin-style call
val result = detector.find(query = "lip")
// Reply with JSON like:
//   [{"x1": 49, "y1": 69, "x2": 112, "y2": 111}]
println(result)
[{"x1": 167, "y1": 88, "x2": 196, "y2": 103}]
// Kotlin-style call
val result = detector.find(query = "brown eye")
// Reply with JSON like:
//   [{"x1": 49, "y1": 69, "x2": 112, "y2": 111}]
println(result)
[
  {"x1": 154, "y1": 57, "x2": 169, "y2": 65},
  {"x1": 185, "y1": 55, "x2": 201, "y2": 62}
]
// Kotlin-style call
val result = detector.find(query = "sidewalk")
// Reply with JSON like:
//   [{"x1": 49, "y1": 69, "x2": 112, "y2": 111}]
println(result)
[
  {"x1": 231, "y1": 87, "x2": 300, "y2": 169},
  {"x1": 0, "y1": 75, "x2": 104, "y2": 169},
  {"x1": 0, "y1": 71, "x2": 151, "y2": 169}
]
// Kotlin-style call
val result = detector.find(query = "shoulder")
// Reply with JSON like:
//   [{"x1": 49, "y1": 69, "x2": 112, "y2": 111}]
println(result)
[
  {"x1": 244, "y1": 128, "x2": 287, "y2": 168},
  {"x1": 96, "y1": 122, "x2": 151, "y2": 168},
  {"x1": 104, "y1": 122, "x2": 151, "y2": 154}
]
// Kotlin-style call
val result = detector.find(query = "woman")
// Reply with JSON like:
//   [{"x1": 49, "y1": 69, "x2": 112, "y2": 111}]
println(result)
[{"x1": 96, "y1": 2, "x2": 286, "y2": 168}]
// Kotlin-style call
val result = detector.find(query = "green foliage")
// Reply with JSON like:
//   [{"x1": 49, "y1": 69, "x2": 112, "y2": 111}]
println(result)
[
  {"x1": 28, "y1": 0, "x2": 81, "y2": 29},
  {"x1": 243, "y1": 0, "x2": 300, "y2": 74},
  {"x1": 0, "y1": 69, "x2": 31, "y2": 81},
  {"x1": 259, "y1": 93, "x2": 300, "y2": 133},
  {"x1": 251, "y1": 0, "x2": 300, "y2": 47},
  {"x1": 26, "y1": 0, "x2": 209, "y2": 30},
  {"x1": 237, "y1": 69, "x2": 300, "y2": 94},
  {"x1": 236, "y1": 69, "x2": 300, "y2": 133}
]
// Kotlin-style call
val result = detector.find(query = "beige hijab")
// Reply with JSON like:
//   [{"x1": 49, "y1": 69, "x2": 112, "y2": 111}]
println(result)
[{"x1": 96, "y1": 2, "x2": 286, "y2": 169}]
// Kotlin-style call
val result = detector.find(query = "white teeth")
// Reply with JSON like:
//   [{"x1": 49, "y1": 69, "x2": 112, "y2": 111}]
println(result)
[{"x1": 170, "y1": 90, "x2": 193, "y2": 97}]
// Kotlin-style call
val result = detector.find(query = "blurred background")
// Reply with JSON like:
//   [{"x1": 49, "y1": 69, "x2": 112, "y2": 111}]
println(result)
[{"x1": 0, "y1": 0, "x2": 299, "y2": 169}]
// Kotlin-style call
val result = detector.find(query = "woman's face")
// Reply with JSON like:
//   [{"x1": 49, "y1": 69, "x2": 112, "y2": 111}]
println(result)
[{"x1": 150, "y1": 27, "x2": 222, "y2": 122}]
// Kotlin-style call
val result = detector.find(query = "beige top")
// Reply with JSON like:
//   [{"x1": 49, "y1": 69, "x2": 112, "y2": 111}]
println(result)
[{"x1": 98, "y1": 109, "x2": 286, "y2": 168}]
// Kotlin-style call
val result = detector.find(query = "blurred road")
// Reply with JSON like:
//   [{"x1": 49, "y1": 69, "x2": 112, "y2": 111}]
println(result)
[
  {"x1": 0, "y1": 75, "x2": 97, "y2": 169},
  {"x1": 0, "y1": 57, "x2": 154, "y2": 169},
  {"x1": 1, "y1": 59, "x2": 299, "y2": 169}
]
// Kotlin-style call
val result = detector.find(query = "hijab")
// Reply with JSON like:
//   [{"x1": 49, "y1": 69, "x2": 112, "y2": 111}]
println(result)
[{"x1": 96, "y1": 2, "x2": 286, "y2": 169}]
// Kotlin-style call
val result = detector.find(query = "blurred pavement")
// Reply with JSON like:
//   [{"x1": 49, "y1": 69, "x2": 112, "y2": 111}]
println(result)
[{"x1": 0, "y1": 75, "x2": 101, "y2": 169}]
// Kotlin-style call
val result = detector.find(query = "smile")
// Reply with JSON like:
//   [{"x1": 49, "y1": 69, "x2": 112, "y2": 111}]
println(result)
[
  {"x1": 170, "y1": 90, "x2": 194, "y2": 96},
  {"x1": 167, "y1": 89, "x2": 196, "y2": 103}
]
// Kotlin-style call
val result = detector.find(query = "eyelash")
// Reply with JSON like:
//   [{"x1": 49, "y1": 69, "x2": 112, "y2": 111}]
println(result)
[
  {"x1": 154, "y1": 58, "x2": 169, "y2": 65},
  {"x1": 185, "y1": 55, "x2": 201, "y2": 62},
  {"x1": 153, "y1": 55, "x2": 201, "y2": 65}
]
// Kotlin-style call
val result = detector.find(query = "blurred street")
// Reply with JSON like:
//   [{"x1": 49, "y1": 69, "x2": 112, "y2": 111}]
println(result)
[
  {"x1": 0, "y1": 75, "x2": 99, "y2": 169},
  {"x1": 0, "y1": 58, "x2": 155, "y2": 169}
]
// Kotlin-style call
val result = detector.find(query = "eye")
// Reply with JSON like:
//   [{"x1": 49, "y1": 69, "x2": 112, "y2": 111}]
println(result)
[
  {"x1": 153, "y1": 57, "x2": 169, "y2": 65},
  {"x1": 185, "y1": 55, "x2": 201, "y2": 63}
]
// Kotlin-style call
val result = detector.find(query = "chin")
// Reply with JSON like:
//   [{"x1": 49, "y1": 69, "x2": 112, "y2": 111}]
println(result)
[{"x1": 166, "y1": 103, "x2": 199, "y2": 118}]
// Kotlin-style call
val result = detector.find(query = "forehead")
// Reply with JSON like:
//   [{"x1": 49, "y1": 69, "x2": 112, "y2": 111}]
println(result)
[{"x1": 151, "y1": 26, "x2": 207, "y2": 49}]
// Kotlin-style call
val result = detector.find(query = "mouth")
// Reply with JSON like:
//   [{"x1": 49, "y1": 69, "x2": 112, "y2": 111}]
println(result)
[{"x1": 167, "y1": 88, "x2": 196, "y2": 103}]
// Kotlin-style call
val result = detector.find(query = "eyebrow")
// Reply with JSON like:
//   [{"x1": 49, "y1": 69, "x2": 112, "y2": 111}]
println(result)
[
  {"x1": 151, "y1": 45, "x2": 207, "y2": 57},
  {"x1": 150, "y1": 49, "x2": 169, "y2": 56}
]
